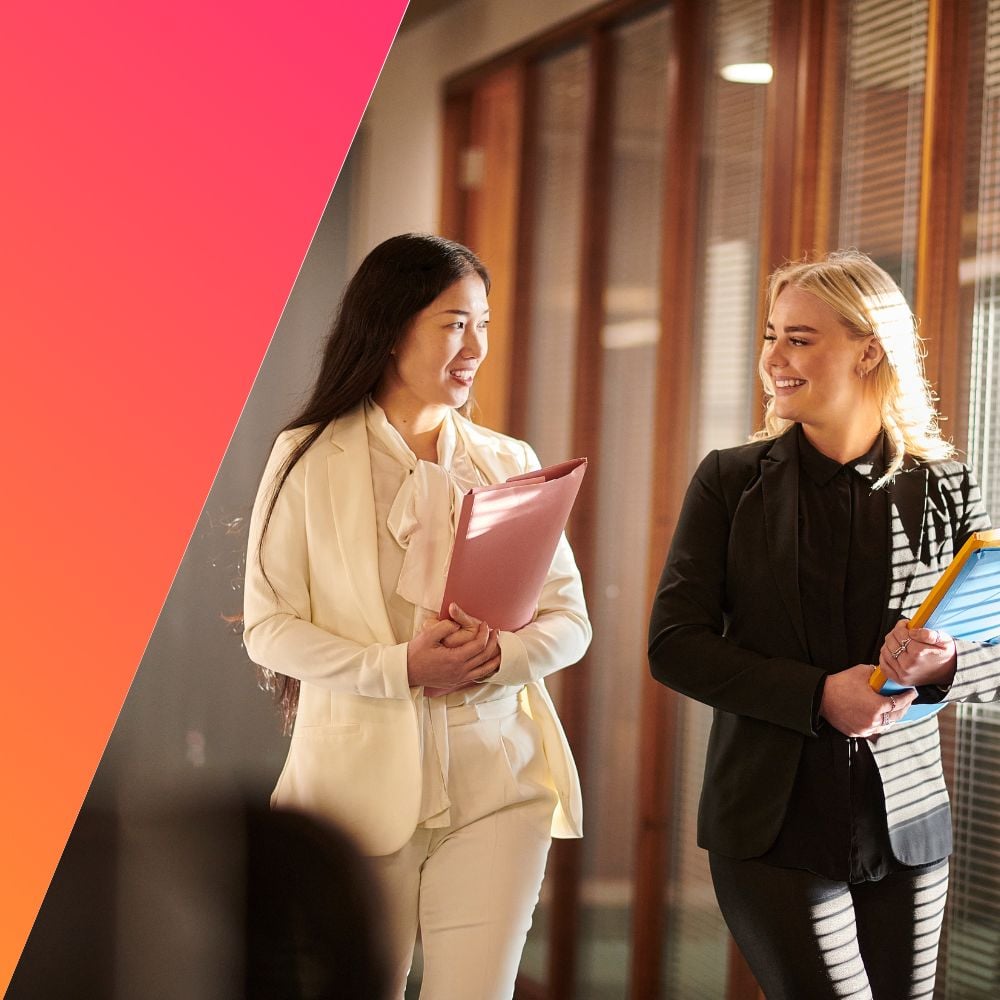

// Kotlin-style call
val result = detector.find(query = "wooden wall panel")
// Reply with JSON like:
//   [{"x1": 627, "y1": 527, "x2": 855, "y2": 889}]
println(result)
[
  {"x1": 916, "y1": 0, "x2": 972, "y2": 427},
  {"x1": 439, "y1": 94, "x2": 472, "y2": 242},
  {"x1": 464, "y1": 64, "x2": 526, "y2": 435}
]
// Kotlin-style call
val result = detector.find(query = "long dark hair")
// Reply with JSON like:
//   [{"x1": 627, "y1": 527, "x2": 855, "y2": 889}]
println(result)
[{"x1": 256, "y1": 233, "x2": 490, "y2": 732}]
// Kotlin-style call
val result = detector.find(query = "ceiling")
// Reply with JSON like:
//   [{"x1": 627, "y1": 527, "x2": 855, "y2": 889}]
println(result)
[{"x1": 399, "y1": 0, "x2": 469, "y2": 33}]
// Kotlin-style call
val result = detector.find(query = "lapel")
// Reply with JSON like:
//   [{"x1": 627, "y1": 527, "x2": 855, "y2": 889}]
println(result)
[
  {"x1": 321, "y1": 408, "x2": 523, "y2": 644},
  {"x1": 883, "y1": 449, "x2": 930, "y2": 625},
  {"x1": 326, "y1": 408, "x2": 397, "y2": 645},
  {"x1": 760, "y1": 430, "x2": 809, "y2": 653}
]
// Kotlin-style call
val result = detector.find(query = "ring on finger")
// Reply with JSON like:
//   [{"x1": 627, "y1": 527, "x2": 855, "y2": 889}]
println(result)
[{"x1": 889, "y1": 695, "x2": 897, "y2": 712}]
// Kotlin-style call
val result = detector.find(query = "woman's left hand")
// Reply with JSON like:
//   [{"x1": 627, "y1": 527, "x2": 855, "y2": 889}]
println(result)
[
  {"x1": 422, "y1": 603, "x2": 501, "y2": 697},
  {"x1": 878, "y1": 619, "x2": 957, "y2": 688}
]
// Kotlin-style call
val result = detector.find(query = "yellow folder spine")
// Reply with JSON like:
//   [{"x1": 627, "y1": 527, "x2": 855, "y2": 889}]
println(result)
[{"x1": 868, "y1": 529, "x2": 1000, "y2": 692}]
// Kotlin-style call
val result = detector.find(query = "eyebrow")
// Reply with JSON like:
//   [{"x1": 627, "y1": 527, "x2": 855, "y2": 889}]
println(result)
[
  {"x1": 765, "y1": 321, "x2": 819, "y2": 333},
  {"x1": 434, "y1": 308, "x2": 489, "y2": 317}
]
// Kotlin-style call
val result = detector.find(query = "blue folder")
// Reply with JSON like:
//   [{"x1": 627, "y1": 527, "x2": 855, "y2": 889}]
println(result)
[{"x1": 874, "y1": 530, "x2": 1000, "y2": 723}]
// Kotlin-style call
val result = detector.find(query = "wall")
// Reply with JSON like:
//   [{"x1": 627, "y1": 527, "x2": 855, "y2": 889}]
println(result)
[{"x1": 352, "y1": 0, "x2": 605, "y2": 259}]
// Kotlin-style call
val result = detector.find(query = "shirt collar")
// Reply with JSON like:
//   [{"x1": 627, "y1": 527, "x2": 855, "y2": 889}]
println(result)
[
  {"x1": 364, "y1": 397, "x2": 458, "y2": 469},
  {"x1": 797, "y1": 424, "x2": 886, "y2": 486}
]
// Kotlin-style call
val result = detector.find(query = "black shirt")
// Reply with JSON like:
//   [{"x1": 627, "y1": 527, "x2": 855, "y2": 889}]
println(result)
[{"x1": 759, "y1": 425, "x2": 906, "y2": 882}]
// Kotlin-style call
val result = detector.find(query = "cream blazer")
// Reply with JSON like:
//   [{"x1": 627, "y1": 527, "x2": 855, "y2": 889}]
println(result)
[{"x1": 244, "y1": 405, "x2": 591, "y2": 856}]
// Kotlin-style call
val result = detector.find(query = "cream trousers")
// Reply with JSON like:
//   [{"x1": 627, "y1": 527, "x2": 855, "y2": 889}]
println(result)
[{"x1": 369, "y1": 694, "x2": 558, "y2": 1000}]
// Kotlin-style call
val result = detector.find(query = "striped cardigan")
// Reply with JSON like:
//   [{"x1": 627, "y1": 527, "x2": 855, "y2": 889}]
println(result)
[{"x1": 649, "y1": 428, "x2": 1000, "y2": 865}]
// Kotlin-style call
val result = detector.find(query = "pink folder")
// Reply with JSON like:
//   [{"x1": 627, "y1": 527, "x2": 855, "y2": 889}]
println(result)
[{"x1": 439, "y1": 458, "x2": 588, "y2": 630}]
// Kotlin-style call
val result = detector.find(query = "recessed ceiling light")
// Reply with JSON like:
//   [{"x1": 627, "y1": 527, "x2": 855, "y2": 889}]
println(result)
[{"x1": 720, "y1": 63, "x2": 774, "y2": 84}]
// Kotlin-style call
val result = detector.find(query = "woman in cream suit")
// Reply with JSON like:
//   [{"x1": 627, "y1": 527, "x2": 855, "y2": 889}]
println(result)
[{"x1": 243, "y1": 233, "x2": 590, "y2": 1000}]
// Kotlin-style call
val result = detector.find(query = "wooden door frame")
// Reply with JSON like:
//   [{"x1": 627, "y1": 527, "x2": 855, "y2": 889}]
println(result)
[
  {"x1": 628, "y1": 0, "x2": 708, "y2": 996},
  {"x1": 915, "y1": 0, "x2": 973, "y2": 433}
]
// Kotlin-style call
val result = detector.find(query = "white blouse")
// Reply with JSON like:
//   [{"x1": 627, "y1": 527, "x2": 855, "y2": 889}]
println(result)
[{"x1": 364, "y1": 398, "x2": 513, "y2": 828}]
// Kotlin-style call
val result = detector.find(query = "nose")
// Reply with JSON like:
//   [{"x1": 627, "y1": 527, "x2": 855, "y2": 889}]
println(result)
[
  {"x1": 464, "y1": 322, "x2": 487, "y2": 359},
  {"x1": 764, "y1": 340, "x2": 787, "y2": 368}
]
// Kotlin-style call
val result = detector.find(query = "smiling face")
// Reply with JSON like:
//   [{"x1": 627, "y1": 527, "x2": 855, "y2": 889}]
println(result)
[
  {"x1": 377, "y1": 272, "x2": 489, "y2": 428},
  {"x1": 762, "y1": 285, "x2": 884, "y2": 439}
]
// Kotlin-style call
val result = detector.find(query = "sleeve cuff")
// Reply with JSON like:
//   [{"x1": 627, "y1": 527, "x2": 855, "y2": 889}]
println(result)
[
  {"x1": 490, "y1": 631, "x2": 530, "y2": 686},
  {"x1": 810, "y1": 674, "x2": 828, "y2": 735},
  {"x1": 914, "y1": 683, "x2": 950, "y2": 704},
  {"x1": 380, "y1": 642, "x2": 413, "y2": 700}
]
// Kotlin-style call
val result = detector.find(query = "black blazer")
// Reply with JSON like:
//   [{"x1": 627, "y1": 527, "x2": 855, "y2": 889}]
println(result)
[{"x1": 648, "y1": 428, "x2": 999, "y2": 864}]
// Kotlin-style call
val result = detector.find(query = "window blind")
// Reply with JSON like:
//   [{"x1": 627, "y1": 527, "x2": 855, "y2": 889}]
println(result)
[
  {"x1": 835, "y1": 0, "x2": 929, "y2": 300},
  {"x1": 577, "y1": 9, "x2": 672, "y2": 997}
]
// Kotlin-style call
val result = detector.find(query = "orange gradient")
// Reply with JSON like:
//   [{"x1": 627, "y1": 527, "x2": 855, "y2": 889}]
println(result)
[{"x1": 0, "y1": 1, "x2": 407, "y2": 990}]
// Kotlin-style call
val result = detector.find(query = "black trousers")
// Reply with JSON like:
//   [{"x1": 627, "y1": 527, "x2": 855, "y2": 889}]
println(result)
[{"x1": 709, "y1": 853, "x2": 948, "y2": 1000}]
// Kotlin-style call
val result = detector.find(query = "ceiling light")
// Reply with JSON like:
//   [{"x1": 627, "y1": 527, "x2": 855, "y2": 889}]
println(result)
[{"x1": 720, "y1": 63, "x2": 773, "y2": 85}]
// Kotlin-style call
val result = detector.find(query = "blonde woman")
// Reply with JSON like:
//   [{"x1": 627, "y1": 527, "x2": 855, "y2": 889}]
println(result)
[{"x1": 649, "y1": 250, "x2": 1000, "y2": 999}]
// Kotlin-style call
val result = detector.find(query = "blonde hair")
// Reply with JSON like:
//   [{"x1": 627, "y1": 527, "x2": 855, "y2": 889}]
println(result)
[{"x1": 752, "y1": 249, "x2": 954, "y2": 484}]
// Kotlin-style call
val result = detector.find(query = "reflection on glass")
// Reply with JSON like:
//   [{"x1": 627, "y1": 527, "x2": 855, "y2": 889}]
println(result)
[
  {"x1": 521, "y1": 46, "x2": 590, "y2": 472},
  {"x1": 576, "y1": 8, "x2": 670, "y2": 999},
  {"x1": 518, "y1": 40, "x2": 590, "y2": 985}
]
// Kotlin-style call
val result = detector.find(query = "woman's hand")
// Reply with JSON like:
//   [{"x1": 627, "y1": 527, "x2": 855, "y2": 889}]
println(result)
[
  {"x1": 819, "y1": 663, "x2": 918, "y2": 738},
  {"x1": 407, "y1": 605, "x2": 501, "y2": 695},
  {"x1": 878, "y1": 620, "x2": 957, "y2": 688},
  {"x1": 437, "y1": 604, "x2": 494, "y2": 646},
  {"x1": 423, "y1": 603, "x2": 502, "y2": 696}
]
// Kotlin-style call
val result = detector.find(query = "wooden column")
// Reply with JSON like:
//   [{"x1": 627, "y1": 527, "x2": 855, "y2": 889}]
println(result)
[
  {"x1": 791, "y1": 0, "x2": 839, "y2": 257},
  {"x1": 627, "y1": 2, "x2": 707, "y2": 998},
  {"x1": 758, "y1": 0, "x2": 802, "y2": 280},
  {"x1": 757, "y1": 0, "x2": 838, "y2": 280},
  {"x1": 915, "y1": 0, "x2": 972, "y2": 431},
  {"x1": 507, "y1": 62, "x2": 539, "y2": 444},
  {"x1": 463, "y1": 64, "x2": 526, "y2": 435},
  {"x1": 439, "y1": 93, "x2": 472, "y2": 243}
]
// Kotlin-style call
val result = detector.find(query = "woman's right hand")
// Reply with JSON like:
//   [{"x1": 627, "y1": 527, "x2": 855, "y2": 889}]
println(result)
[
  {"x1": 819, "y1": 663, "x2": 918, "y2": 738},
  {"x1": 407, "y1": 616, "x2": 501, "y2": 691}
]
